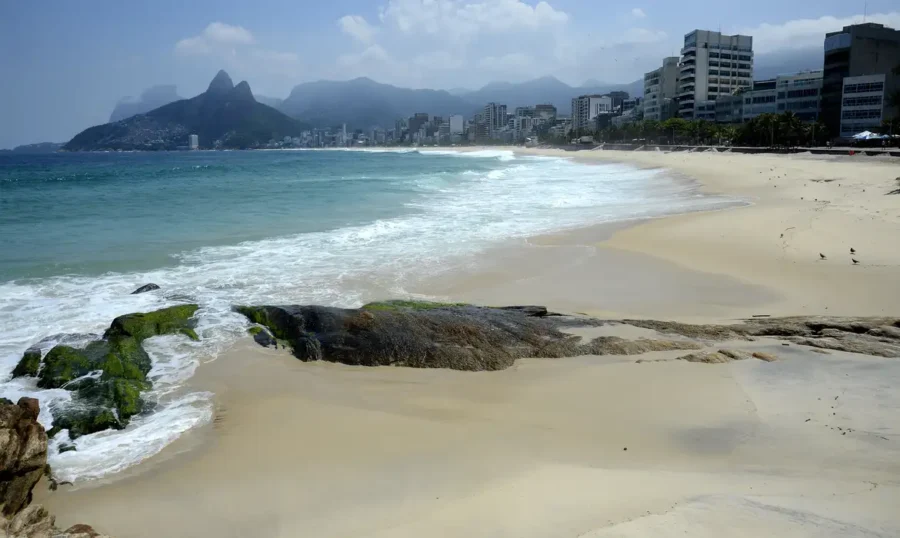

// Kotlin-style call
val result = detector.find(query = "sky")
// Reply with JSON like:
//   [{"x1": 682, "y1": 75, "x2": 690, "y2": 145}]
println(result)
[{"x1": 1, "y1": 0, "x2": 899, "y2": 148}]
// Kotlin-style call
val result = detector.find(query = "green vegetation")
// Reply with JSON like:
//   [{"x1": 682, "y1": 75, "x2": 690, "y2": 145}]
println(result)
[
  {"x1": 248, "y1": 326, "x2": 263, "y2": 336},
  {"x1": 18, "y1": 304, "x2": 200, "y2": 438},
  {"x1": 361, "y1": 300, "x2": 470, "y2": 311},
  {"x1": 550, "y1": 112, "x2": 831, "y2": 148},
  {"x1": 11, "y1": 348, "x2": 42, "y2": 378},
  {"x1": 36, "y1": 346, "x2": 93, "y2": 389}
]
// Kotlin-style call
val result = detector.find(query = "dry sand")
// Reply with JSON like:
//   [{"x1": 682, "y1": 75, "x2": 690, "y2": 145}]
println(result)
[{"x1": 39, "y1": 150, "x2": 900, "y2": 537}]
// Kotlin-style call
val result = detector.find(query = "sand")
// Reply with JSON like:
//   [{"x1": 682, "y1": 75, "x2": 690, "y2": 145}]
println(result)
[{"x1": 38, "y1": 150, "x2": 900, "y2": 537}]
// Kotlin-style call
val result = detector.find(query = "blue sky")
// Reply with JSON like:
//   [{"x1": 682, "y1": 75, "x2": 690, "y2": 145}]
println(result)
[{"x1": 2, "y1": 0, "x2": 899, "y2": 148}]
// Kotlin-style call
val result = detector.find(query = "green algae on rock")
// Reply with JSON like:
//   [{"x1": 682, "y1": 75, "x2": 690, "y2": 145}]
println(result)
[{"x1": 13, "y1": 304, "x2": 200, "y2": 438}]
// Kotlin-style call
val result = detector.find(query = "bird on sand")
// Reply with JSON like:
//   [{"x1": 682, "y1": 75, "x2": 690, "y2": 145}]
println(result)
[
  {"x1": 819, "y1": 253, "x2": 827, "y2": 260},
  {"x1": 852, "y1": 258, "x2": 859, "y2": 265},
  {"x1": 850, "y1": 247, "x2": 856, "y2": 254}
]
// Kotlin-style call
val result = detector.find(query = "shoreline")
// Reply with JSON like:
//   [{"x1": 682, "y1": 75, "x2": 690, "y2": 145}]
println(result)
[{"x1": 33, "y1": 147, "x2": 900, "y2": 536}]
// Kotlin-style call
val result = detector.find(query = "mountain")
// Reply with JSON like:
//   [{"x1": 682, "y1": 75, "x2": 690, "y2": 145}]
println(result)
[
  {"x1": 279, "y1": 77, "x2": 476, "y2": 129},
  {"x1": 255, "y1": 95, "x2": 284, "y2": 109},
  {"x1": 754, "y1": 47, "x2": 823, "y2": 80},
  {"x1": 0, "y1": 142, "x2": 64, "y2": 153},
  {"x1": 66, "y1": 71, "x2": 310, "y2": 151},
  {"x1": 109, "y1": 85, "x2": 182, "y2": 122},
  {"x1": 461, "y1": 76, "x2": 643, "y2": 114},
  {"x1": 447, "y1": 87, "x2": 474, "y2": 97}
]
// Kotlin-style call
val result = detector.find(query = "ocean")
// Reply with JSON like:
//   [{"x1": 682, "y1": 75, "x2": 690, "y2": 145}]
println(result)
[{"x1": 0, "y1": 148, "x2": 735, "y2": 482}]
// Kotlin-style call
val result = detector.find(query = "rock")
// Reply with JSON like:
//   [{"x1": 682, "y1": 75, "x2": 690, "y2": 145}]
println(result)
[
  {"x1": 0, "y1": 398, "x2": 48, "y2": 517},
  {"x1": 678, "y1": 349, "x2": 774, "y2": 364},
  {"x1": 129, "y1": 283, "x2": 160, "y2": 295},
  {"x1": 250, "y1": 327, "x2": 276, "y2": 348},
  {"x1": 235, "y1": 303, "x2": 700, "y2": 371},
  {"x1": 718, "y1": 349, "x2": 752, "y2": 361},
  {"x1": 0, "y1": 399, "x2": 110, "y2": 537},
  {"x1": 621, "y1": 316, "x2": 900, "y2": 358},
  {"x1": 497, "y1": 306, "x2": 553, "y2": 317},
  {"x1": 678, "y1": 351, "x2": 733, "y2": 364},
  {"x1": 57, "y1": 523, "x2": 110, "y2": 538},
  {"x1": 23, "y1": 305, "x2": 199, "y2": 438},
  {"x1": 4, "y1": 503, "x2": 54, "y2": 537},
  {"x1": 752, "y1": 352, "x2": 778, "y2": 362},
  {"x1": 11, "y1": 347, "x2": 42, "y2": 379}
]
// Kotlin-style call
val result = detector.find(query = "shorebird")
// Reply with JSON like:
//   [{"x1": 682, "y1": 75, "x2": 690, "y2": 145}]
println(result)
[
  {"x1": 852, "y1": 258, "x2": 859, "y2": 265},
  {"x1": 819, "y1": 253, "x2": 827, "y2": 260},
  {"x1": 850, "y1": 247, "x2": 856, "y2": 254}
]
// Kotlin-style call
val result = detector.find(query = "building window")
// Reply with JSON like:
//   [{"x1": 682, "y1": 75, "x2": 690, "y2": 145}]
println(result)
[
  {"x1": 787, "y1": 88, "x2": 819, "y2": 98},
  {"x1": 842, "y1": 95, "x2": 883, "y2": 107},
  {"x1": 841, "y1": 109, "x2": 882, "y2": 120},
  {"x1": 843, "y1": 81, "x2": 884, "y2": 94}
]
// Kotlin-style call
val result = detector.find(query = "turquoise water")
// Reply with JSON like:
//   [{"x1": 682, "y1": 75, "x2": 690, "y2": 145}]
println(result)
[{"x1": 0, "y1": 148, "x2": 735, "y2": 482}]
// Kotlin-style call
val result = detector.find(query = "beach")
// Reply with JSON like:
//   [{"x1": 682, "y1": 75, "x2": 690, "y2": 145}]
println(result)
[{"x1": 35, "y1": 149, "x2": 900, "y2": 537}]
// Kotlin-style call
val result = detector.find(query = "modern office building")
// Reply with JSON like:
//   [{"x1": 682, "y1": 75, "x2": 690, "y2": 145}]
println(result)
[
  {"x1": 677, "y1": 30, "x2": 754, "y2": 119},
  {"x1": 644, "y1": 57, "x2": 679, "y2": 121},
  {"x1": 189, "y1": 134, "x2": 199, "y2": 150},
  {"x1": 482, "y1": 103, "x2": 508, "y2": 137},
  {"x1": 407, "y1": 113, "x2": 430, "y2": 138},
  {"x1": 742, "y1": 78, "x2": 778, "y2": 120},
  {"x1": 571, "y1": 95, "x2": 613, "y2": 131},
  {"x1": 776, "y1": 71, "x2": 823, "y2": 121},
  {"x1": 448, "y1": 114, "x2": 465, "y2": 135},
  {"x1": 839, "y1": 74, "x2": 888, "y2": 136},
  {"x1": 822, "y1": 23, "x2": 900, "y2": 137},
  {"x1": 534, "y1": 104, "x2": 557, "y2": 121}
]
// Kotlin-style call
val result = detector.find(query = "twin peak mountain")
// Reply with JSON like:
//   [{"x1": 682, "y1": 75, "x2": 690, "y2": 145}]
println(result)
[{"x1": 65, "y1": 70, "x2": 307, "y2": 151}]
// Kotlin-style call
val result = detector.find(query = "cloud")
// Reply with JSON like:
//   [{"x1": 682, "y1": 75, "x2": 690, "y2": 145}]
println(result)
[
  {"x1": 740, "y1": 11, "x2": 900, "y2": 53},
  {"x1": 631, "y1": 8, "x2": 646, "y2": 18},
  {"x1": 339, "y1": 15, "x2": 377, "y2": 45},
  {"x1": 175, "y1": 22, "x2": 255, "y2": 55},
  {"x1": 380, "y1": 0, "x2": 567, "y2": 42},
  {"x1": 477, "y1": 52, "x2": 533, "y2": 72}
]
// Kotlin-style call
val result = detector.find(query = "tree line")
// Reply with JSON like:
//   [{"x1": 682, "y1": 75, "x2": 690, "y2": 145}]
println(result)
[{"x1": 546, "y1": 112, "x2": 836, "y2": 148}]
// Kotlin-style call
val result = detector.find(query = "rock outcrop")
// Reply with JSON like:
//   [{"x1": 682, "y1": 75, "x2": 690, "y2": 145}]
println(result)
[
  {"x1": 0, "y1": 398, "x2": 109, "y2": 538},
  {"x1": 235, "y1": 301, "x2": 699, "y2": 371},
  {"x1": 130, "y1": 284, "x2": 160, "y2": 295},
  {"x1": 624, "y1": 316, "x2": 900, "y2": 358},
  {"x1": 11, "y1": 305, "x2": 200, "y2": 438}
]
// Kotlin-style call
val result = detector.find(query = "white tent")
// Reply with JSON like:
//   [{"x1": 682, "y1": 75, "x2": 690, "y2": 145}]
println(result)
[{"x1": 851, "y1": 130, "x2": 888, "y2": 140}]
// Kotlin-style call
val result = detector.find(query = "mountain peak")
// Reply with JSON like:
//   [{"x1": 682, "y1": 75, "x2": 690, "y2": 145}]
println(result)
[
  {"x1": 232, "y1": 80, "x2": 255, "y2": 101},
  {"x1": 207, "y1": 70, "x2": 234, "y2": 94}
]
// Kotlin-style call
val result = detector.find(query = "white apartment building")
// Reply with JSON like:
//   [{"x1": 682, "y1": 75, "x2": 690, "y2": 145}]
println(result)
[
  {"x1": 449, "y1": 115, "x2": 465, "y2": 135},
  {"x1": 643, "y1": 57, "x2": 679, "y2": 121},
  {"x1": 571, "y1": 95, "x2": 613, "y2": 131},
  {"x1": 839, "y1": 74, "x2": 886, "y2": 137},
  {"x1": 677, "y1": 30, "x2": 753, "y2": 119},
  {"x1": 483, "y1": 103, "x2": 507, "y2": 137},
  {"x1": 189, "y1": 134, "x2": 199, "y2": 150}
]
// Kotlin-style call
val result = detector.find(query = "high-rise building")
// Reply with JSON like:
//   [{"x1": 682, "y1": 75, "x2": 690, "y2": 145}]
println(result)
[
  {"x1": 571, "y1": 95, "x2": 613, "y2": 131},
  {"x1": 483, "y1": 103, "x2": 507, "y2": 137},
  {"x1": 643, "y1": 57, "x2": 679, "y2": 121},
  {"x1": 407, "y1": 113, "x2": 430, "y2": 141},
  {"x1": 449, "y1": 115, "x2": 465, "y2": 135},
  {"x1": 534, "y1": 104, "x2": 557, "y2": 121},
  {"x1": 189, "y1": 134, "x2": 199, "y2": 150},
  {"x1": 821, "y1": 23, "x2": 900, "y2": 138},
  {"x1": 677, "y1": 30, "x2": 754, "y2": 120}
]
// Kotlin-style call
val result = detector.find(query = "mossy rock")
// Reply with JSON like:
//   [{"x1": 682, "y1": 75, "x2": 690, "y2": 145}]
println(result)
[
  {"x1": 52, "y1": 407, "x2": 123, "y2": 439},
  {"x1": 248, "y1": 326, "x2": 263, "y2": 336},
  {"x1": 104, "y1": 304, "x2": 199, "y2": 341},
  {"x1": 36, "y1": 346, "x2": 94, "y2": 389},
  {"x1": 12, "y1": 348, "x2": 42, "y2": 378},
  {"x1": 361, "y1": 300, "x2": 469, "y2": 312},
  {"x1": 26, "y1": 304, "x2": 200, "y2": 438}
]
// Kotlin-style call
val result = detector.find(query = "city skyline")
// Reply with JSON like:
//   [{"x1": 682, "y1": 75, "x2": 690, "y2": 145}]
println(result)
[{"x1": 2, "y1": 1, "x2": 900, "y2": 148}]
